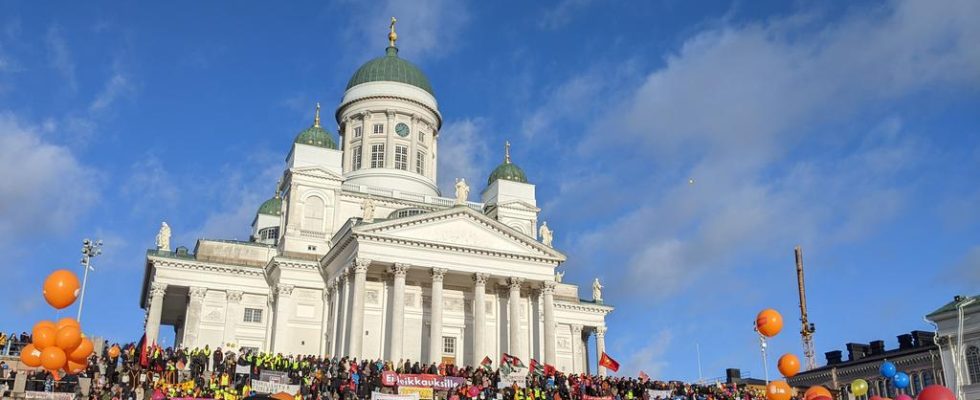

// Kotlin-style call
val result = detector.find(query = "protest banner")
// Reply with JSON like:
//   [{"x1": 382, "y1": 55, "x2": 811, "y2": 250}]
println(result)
[
  {"x1": 235, "y1": 364, "x2": 251, "y2": 375},
  {"x1": 582, "y1": 396, "x2": 614, "y2": 400},
  {"x1": 398, "y1": 386, "x2": 434, "y2": 400},
  {"x1": 260, "y1": 369, "x2": 289, "y2": 383},
  {"x1": 252, "y1": 379, "x2": 301, "y2": 394},
  {"x1": 24, "y1": 393, "x2": 74, "y2": 400},
  {"x1": 647, "y1": 389, "x2": 673, "y2": 399},
  {"x1": 380, "y1": 373, "x2": 465, "y2": 390},
  {"x1": 373, "y1": 392, "x2": 421, "y2": 400}
]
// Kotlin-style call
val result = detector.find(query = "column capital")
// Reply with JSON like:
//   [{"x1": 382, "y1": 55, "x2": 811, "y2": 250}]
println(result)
[
  {"x1": 386, "y1": 109, "x2": 397, "y2": 118},
  {"x1": 227, "y1": 290, "x2": 244, "y2": 303},
  {"x1": 276, "y1": 284, "x2": 295, "y2": 297},
  {"x1": 391, "y1": 263, "x2": 410, "y2": 277},
  {"x1": 189, "y1": 287, "x2": 208, "y2": 300},
  {"x1": 432, "y1": 267, "x2": 448, "y2": 282},
  {"x1": 595, "y1": 326, "x2": 607, "y2": 337},
  {"x1": 150, "y1": 282, "x2": 168, "y2": 297},
  {"x1": 540, "y1": 280, "x2": 557, "y2": 293},
  {"x1": 474, "y1": 272, "x2": 490, "y2": 286},
  {"x1": 508, "y1": 277, "x2": 524, "y2": 289},
  {"x1": 571, "y1": 324, "x2": 583, "y2": 335},
  {"x1": 353, "y1": 258, "x2": 372, "y2": 273}
]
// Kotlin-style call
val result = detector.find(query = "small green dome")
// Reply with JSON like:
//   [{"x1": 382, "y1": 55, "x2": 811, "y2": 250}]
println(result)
[
  {"x1": 257, "y1": 196, "x2": 282, "y2": 216},
  {"x1": 488, "y1": 162, "x2": 528, "y2": 185},
  {"x1": 346, "y1": 47, "x2": 434, "y2": 95},
  {"x1": 294, "y1": 125, "x2": 337, "y2": 149}
]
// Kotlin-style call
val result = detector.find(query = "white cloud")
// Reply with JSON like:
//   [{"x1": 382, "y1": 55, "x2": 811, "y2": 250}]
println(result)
[
  {"x1": 624, "y1": 329, "x2": 672, "y2": 378},
  {"x1": 947, "y1": 245, "x2": 980, "y2": 287},
  {"x1": 437, "y1": 118, "x2": 493, "y2": 196},
  {"x1": 539, "y1": 0, "x2": 595, "y2": 30},
  {"x1": 342, "y1": 0, "x2": 470, "y2": 62},
  {"x1": 46, "y1": 26, "x2": 77, "y2": 92},
  {"x1": 0, "y1": 112, "x2": 100, "y2": 240},
  {"x1": 556, "y1": 0, "x2": 980, "y2": 301},
  {"x1": 120, "y1": 156, "x2": 180, "y2": 214},
  {"x1": 90, "y1": 69, "x2": 136, "y2": 114}
]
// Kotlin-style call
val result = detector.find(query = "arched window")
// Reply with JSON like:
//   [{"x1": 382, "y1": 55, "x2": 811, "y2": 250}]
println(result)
[
  {"x1": 303, "y1": 196, "x2": 325, "y2": 231},
  {"x1": 967, "y1": 345, "x2": 980, "y2": 384}
]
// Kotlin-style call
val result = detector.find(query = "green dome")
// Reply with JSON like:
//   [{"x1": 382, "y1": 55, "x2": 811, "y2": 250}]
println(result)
[
  {"x1": 257, "y1": 196, "x2": 282, "y2": 216},
  {"x1": 488, "y1": 162, "x2": 528, "y2": 185},
  {"x1": 346, "y1": 47, "x2": 434, "y2": 95},
  {"x1": 294, "y1": 125, "x2": 338, "y2": 149}
]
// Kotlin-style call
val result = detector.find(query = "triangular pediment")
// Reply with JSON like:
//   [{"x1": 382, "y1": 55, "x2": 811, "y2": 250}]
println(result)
[
  {"x1": 291, "y1": 166, "x2": 343, "y2": 181},
  {"x1": 354, "y1": 207, "x2": 564, "y2": 260},
  {"x1": 494, "y1": 199, "x2": 540, "y2": 212}
]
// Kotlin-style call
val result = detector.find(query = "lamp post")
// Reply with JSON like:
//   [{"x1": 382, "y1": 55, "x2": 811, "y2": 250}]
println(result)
[{"x1": 77, "y1": 238, "x2": 102, "y2": 322}]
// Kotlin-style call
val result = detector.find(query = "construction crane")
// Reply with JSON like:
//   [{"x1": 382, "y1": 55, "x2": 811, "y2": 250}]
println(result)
[{"x1": 795, "y1": 246, "x2": 817, "y2": 370}]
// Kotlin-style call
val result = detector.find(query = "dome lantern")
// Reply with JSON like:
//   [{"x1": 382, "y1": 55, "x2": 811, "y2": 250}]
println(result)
[
  {"x1": 488, "y1": 140, "x2": 529, "y2": 185},
  {"x1": 294, "y1": 102, "x2": 338, "y2": 149}
]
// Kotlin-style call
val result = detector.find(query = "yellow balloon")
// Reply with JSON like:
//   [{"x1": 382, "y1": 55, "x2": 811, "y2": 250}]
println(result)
[{"x1": 851, "y1": 379, "x2": 869, "y2": 397}]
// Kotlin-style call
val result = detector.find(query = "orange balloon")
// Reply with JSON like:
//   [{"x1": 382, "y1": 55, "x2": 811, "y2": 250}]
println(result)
[
  {"x1": 66, "y1": 359, "x2": 87, "y2": 374},
  {"x1": 56, "y1": 317, "x2": 80, "y2": 331},
  {"x1": 35, "y1": 320, "x2": 57, "y2": 331},
  {"x1": 20, "y1": 343, "x2": 42, "y2": 367},
  {"x1": 69, "y1": 337, "x2": 94, "y2": 362},
  {"x1": 804, "y1": 385, "x2": 832, "y2": 400},
  {"x1": 55, "y1": 325, "x2": 82, "y2": 352},
  {"x1": 766, "y1": 380, "x2": 793, "y2": 400},
  {"x1": 756, "y1": 309, "x2": 784, "y2": 337},
  {"x1": 40, "y1": 346, "x2": 67, "y2": 370},
  {"x1": 108, "y1": 345, "x2": 121, "y2": 359},
  {"x1": 43, "y1": 269, "x2": 81, "y2": 310},
  {"x1": 778, "y1": 353, "x2": 801, "y2": 378},
  {"x1": 32, "y1": 324, "x2": 57, "y2": 350}
]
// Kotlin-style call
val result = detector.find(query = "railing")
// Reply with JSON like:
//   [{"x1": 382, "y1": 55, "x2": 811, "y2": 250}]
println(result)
[
  {"x1": 1, "y1": 340, "x2": 30, "y2": 356},
  {"x1": 341, "y1": 182, "x2": 484, "y2": 211},
  {"x1": 299, "y1": 229, "x2": 327, "y2": 240}
]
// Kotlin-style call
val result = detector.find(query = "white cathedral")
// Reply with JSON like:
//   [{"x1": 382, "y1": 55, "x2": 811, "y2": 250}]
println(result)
[{"x1": 140, "y1": 22, "x2": 613, "y2": 375}]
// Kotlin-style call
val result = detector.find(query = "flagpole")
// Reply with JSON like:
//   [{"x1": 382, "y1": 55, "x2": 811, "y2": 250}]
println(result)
[{"x1": 696, "y1": 343, "x2": 704, "y2": 384}]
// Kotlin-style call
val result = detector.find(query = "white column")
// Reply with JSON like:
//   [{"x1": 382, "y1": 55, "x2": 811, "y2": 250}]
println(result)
[
  {"x1": 508, "y1": 277, "x2": 524, "y2": 360},
  {"x1": 389, "y1": 263, "x2": 409, "y2": 361},
  {"x1": 145, "y1": 282, "x2": 168, "y2": 345},
  {"x1": 224, "y1": 291, "x2": 244, "y2": 346},
  {"x1": 473, "y1": 273, "x2": 489, "y2": 363},
  {"x1": 542, "y1": 281, "x2": 557, "y2": 365},
  {"x1": 329, "y1": 279, "x2": 341, "y2": 356},
  {"x1": 385, "y1": 111, "x2": 395, "y2": 168},
  {"x1": 596, "y1": 326, "x2": 608, "y2": 377},
  {"x1": 347, "y1": 259, "x2": 370, "y2": 359},
  {"x1": 320, "y1": 285, "x2": 332, "y2": 355},
  {"x1": 338, "y1": 271, "x2": 351, "y2": 356},
  {"x1": 571, "y1": 325, "x2": 583, "y2": 374},
  {"x1": 182, "y1": 287, "x2": 207, "y2": 348},
  {"x1": 429, "y1": 268, "x2": 447, "y2": 364},
  {"x1": 272, "y1": 284, "x2": 294, "y2": 353}
]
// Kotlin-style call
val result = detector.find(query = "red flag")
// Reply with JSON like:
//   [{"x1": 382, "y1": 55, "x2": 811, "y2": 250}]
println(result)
[
  {"x1": 544, "y1": 364, "x2": 557, "y2": 376},
  {"x1": 598, "y1": 352, "x2": 620, "y2": 372},
  {"x1": 137, "y1": 334, "x2": 149, "y2": 368},
  {"x1": 638, "y1": 371, "x2": 649, "y2": 383}
]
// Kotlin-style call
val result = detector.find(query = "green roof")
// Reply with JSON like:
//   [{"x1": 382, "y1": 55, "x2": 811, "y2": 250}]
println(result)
[
  {"x1": 927, "y1": 294, "x2": 979, "y2": 318},
  {"x1": 346, "y1": 47, "x2": 433, "y2": 95},
  {"x1": 488, "y1": 161, "x2": 528, "y2": 185},
  {"x1": 257, "y1": 196, "x2": 282, "y2": 216},
  {"x1": 294, "y1": 125, "x2": 337, "y2": 149}
]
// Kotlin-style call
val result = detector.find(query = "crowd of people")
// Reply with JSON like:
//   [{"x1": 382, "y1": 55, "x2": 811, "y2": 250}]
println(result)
[{"x1": 0, "y1": 339, "x2": 769, "y2": 400}]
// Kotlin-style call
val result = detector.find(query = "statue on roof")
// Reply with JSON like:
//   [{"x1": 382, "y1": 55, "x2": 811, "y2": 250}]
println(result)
[
  {"x1": 592, "y1": 278, "x2": 603, "y2": 303},
  {"x1": 362, "y1": 197, "x2": 376, "y2": 223},
  {"x1": 539, "y1": 221, "x2": 553, "y2": 247},
  {"x1": 156, "y1": 222, "x2": 171, "y2": 251},
  {"x1": 455, "y1": 178, "x2": 470, "y2": 205},
  {"x1": 555, "y1": 270, "x2": 564, "y2": 283}
]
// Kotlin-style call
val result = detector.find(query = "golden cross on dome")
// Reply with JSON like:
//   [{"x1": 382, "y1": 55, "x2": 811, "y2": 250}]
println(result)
[
  {"x1": 505, "y1": 140, "x2": 511, "y2": 164},
  {"x1": 314, "y1": 102, "x2": 321, "y2": 128},
  {"x1": 388, "y1": 17, "x2": 398, "y2": 47}
]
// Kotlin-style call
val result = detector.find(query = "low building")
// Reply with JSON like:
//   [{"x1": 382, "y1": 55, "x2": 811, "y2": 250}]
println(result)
[
  {"x1": 787, "y1": 331, "x2": 944, "y2": 399},
  {"x1": 925, "y1": 294, "x2": 980, "y2": 400}
]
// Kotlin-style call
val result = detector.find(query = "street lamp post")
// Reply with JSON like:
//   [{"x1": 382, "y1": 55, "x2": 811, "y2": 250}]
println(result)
[{"x1": 77, "y1": 238, "x2": 102, "y2": 322}]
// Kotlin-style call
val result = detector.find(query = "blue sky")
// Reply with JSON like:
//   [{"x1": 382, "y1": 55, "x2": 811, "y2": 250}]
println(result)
[{"x1": 1, "y1": 0, "x2": 978, "y2": 381}]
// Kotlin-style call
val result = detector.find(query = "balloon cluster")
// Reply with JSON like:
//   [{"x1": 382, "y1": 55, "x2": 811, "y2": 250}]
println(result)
[
  {"x1": 754, "y1": 309, "x2": 802, "y2": 400},
  {"x1": 20, "y1": 270, "x2": 94, "y2": 380},
  {"x1": 877, "y1": 360, "x2": 913, "y2": 391}
]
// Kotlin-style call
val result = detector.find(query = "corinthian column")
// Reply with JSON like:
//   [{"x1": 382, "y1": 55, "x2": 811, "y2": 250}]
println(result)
[
  {"x1": 145, "y1": 282, "x2": 168, "y2": 345},
  {"x1": 541, "y1": 281, "x2": 557, "y2": 365},
  {"x1": 347, "y1": 259, "x2": 370, "y2": 358},
  {"x1": 596, "y1": 326, "x2": 608, "y2": 377},
  {"x1": 389, "y1": 263, "x2": 409, "y2": 361},
  {"x1": 571, "y1": 325, "x2": 583, "y2": 373},
  {"x1": 182, "y1": 287, "x2": 207, "y2": 348},
  {"x1": 508, "y1": 277, "x2": 524, "y2": 359},
  {"x1": 429, "y1": 268, "x2": 447, "y2": 364},
  {"x1": 272, "y1": 284, "x2": 294, "y2": 353},
  {"x1": 224, "y1": 290, "x2": 244, "y2": 346},
  {"x1": 337, "y1": 272, "x2": 350, "y2": 355},
  {"x1": 473, "y1": 273, "x2": 490, "y2": 363}
]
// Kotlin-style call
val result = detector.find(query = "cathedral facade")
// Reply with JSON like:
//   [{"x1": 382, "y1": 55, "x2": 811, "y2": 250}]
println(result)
[{"x1": 139, "y1": 24, "x2": 613, "y2": 375}]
